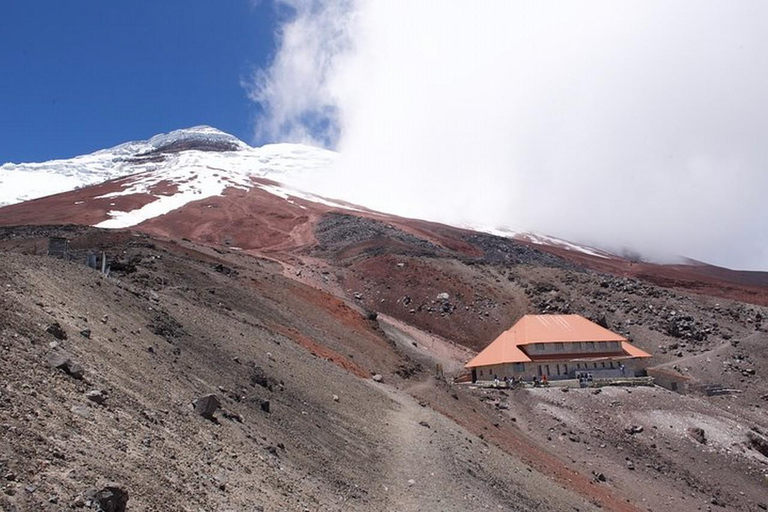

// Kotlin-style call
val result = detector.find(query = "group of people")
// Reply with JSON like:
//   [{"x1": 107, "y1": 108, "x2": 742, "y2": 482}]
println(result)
[
  {"x1": 492, "y1": 375, "x2": 522, "y2": 388},
  {"x1": 576, "y1": 371, "x2": 594, "y2": 387},
  {"x1": 486, "y1": 363, "x2": 629, "y2": 389},
  {"x1": 490, "y1": 374, "x2": 550, "y2": 388}
]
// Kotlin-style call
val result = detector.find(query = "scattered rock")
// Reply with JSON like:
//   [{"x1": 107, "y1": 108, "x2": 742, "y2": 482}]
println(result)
[
  {"x1": 222, "y1": 410, "x2": 243, "y2": 423},
  {"x1": 93, "y1": 485, "x2": 129, "y2": 512},
  {"x1": 86, "y1": 389, "x2": 107, "y2": 405},
  {"x1": 79, "y1": 328, "x2": 91, "y2": 339},
  {"x1": 418, "y1": 421, "x2": 431, "y2": 428},
  {"x1": 46, "y1": 322, "x2": 67, "y2": 340},
  {"x1": 260, "y1": 400, "x2": 271, "y2": 413},
  {"x1": 47, "y1": 352, "x2": 84, "y2": 380},
  {"x1": 625, "y1": 425, "x2": 644, "y2": 435},
  {"x1": 626, "y1": 460, "x2": 635, "y2": 470},
  {"x1": 437, "y1": 292, "x2": 450, "y2": 301},
  {"x1": 747, "y1": 429, "x2": 768, "y2": 457},
  {"x1": 251, "y1": 366, "x2": 276, "y2": 391},
  {"x1": 687, "y1": 427, "x2": 707, "y2": 444},
  {"x1": 70, "y1": 405, "x2": 92, "y2": 418},
  {"x1": 372, "y1": 374, "x2": 383, "y2": 383},
  {"x1": 592, "y1": 471, "x2": 607, "y2": 482},
  {"x1": 193, "y1": 394, "x2": 220, "y2": 421},
  {"x1": 333, "y1": 394, "x2": 340, "y2": 402}
]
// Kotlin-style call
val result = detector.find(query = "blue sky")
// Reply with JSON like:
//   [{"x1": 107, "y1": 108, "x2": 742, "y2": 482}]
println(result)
[{"x1": 0, "y1": 1, "x2": 278, "y2": 163}]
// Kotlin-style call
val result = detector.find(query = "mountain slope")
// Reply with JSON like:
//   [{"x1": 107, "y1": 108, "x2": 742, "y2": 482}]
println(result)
[{"x1": 2, "y1": 125, "x2": 768, "y2": 510}]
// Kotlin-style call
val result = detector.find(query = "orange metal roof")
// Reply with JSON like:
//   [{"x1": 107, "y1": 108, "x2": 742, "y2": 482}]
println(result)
[
  {"x1": 620, "y1": 341, "x2": 652, "y2": 359},
  {"x1": 465, "y1": 314, "x2": 650, "y2": 368}
]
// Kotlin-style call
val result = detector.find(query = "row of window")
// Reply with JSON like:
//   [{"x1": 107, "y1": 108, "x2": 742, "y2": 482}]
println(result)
[
  {"x1": 478, "y1": 360, "x2": 622, "y2": 378},
  {"x1": 531, "y1": 341, "x2": 621, "y2": 352}
]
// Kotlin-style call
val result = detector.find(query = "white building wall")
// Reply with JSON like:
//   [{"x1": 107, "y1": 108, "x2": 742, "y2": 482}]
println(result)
[{"x1": 474, "y1": 357, "x2": 640, "y2": 381}]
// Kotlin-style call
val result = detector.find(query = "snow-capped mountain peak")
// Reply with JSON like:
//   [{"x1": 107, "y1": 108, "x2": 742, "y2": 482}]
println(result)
[
  {"x1": 143, "y1": 125, "x2": 249, "y2": 154},
  {"x1": 0, "y1": 126, "x2": 335, "y2": 208}
]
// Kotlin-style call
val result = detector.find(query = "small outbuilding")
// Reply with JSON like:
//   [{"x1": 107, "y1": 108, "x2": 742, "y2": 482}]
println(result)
[{"x1": 465, "y1": 314, "x2": 651, "y2": 382}]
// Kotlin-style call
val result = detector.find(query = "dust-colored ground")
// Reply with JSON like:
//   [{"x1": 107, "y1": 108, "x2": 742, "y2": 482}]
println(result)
[
  {"x1": 0, "y1": 203, "x2": 767, "y2": 512},
  {"x1": 0, "y1": 228, "x2": 600, "y2": 511}
]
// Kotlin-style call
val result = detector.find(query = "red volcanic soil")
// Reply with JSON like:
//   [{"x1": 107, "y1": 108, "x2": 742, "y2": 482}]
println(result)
[
  {"x1": 136, "y1": 182, "x2": 325, "y2": 252},
  {"x1": 0, "y1": 176, "x2": 177, "y2": 227},
  {"x1": 1, "y1": 171, "x2": 766, "y2": 308}
]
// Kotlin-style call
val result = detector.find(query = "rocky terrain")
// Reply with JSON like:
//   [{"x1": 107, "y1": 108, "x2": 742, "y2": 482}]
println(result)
[
  {"x1": 0, "y1": 226, "x2": 610, "y2": 512},
  {"x1": 0, "y1": 217, "x2": 766, "y2": 512},
  {"x1": 1, "y1": 162, "x2": 768, "y2": 511}
]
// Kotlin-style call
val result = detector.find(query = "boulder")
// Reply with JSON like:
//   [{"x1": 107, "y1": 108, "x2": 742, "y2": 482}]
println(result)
[
  {"x1": 86, "y1": 390, "x2": 107, "y2": 405},
  {"x1": 747, "y1": 429, "x2": 768, "y2": 457},
  {"x1": 193, "y1": 394, "x2": 220, "y2": 420},
  {"x1": 47, "y1": 352, "x2": 84, "y2": 380},
  {"x1": 46, "y1": 322, "x2": 67, "y2": 340},
  {"x1": 372, "y1": 374, "x2": 383, "y2": 383},
  {"x1": 93, "y1": 485, "x2": 129, "y2": 512},
  {"x1": 250, "y1": 366, "x2": 275, "y2": 390},
  {"x1": 687, "y1": 427, "x2": 707, "y2": 444}
]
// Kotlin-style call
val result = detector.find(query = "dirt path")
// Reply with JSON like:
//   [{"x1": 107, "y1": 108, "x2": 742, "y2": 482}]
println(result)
[
  {"x1": 370, "y1": 382, "x2": 593, "y2": 512},
  {"x1": 378, "y1": 313, "x2": 475, "y2": 375}
]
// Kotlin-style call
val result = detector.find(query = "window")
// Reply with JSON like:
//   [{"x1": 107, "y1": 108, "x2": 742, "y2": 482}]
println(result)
[
  {"x1": 574, "y1": 342, "x2": 582, "y2": 351},
  {"x1": 601, "y1": 362, "x2": 606, "y2": 368},
  {"x1": 610, "y1": 341, "x2": 620, "y2": 350},
  {"x1": 535, "y1": 343, "x2": 545, "y2": 351},
  {"x1": 587, "y1": 342, "x2": 595, "y2": 350},
  {"x1": 555, "y1": 342, "x2": 564, "y2": 351},
  {"x1": 513, "y1": 363, "x2": 525, "y2": 372},
  {"x1": 479, "y1": 369, "x2": 483, "y2": 376}
]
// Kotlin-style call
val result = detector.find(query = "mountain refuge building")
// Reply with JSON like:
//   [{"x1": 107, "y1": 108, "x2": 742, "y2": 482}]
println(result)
[{"x1": 465, "y1": 314, "x2": 651, "y2": 382}]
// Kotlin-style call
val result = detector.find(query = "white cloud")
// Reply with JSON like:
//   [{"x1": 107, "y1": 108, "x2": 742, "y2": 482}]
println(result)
[{"x1": 250, "y1": 1, "x2": 768, "y2": 270}]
